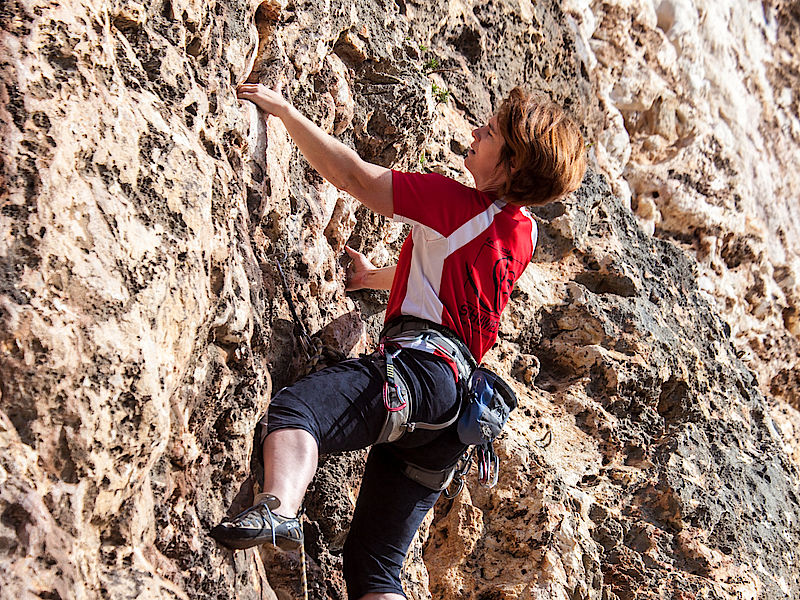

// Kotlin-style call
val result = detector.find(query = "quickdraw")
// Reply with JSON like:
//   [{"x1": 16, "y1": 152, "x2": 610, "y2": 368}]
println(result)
[
  {"x1": 442, "y1": 443, "x2": 500, "y2": 499},
  {"x1": 379, "y1": 342, "x2": 408, "y2": 413},
  {"x1": 266, "y1": 250, "x2": 314, "y2": 360},
  {"x1": 266, "y1": 250, "x2": 346, "y2": 376}
]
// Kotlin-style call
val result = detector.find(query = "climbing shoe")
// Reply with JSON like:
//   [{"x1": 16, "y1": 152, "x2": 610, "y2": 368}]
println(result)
[{"x1": 209, "y1": 493, "x2": 303, "y2": 551}]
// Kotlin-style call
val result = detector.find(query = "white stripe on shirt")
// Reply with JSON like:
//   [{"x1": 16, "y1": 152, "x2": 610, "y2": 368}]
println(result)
[
  {"x1": 520, "y1": 206, "x2": 538, "y2": 259},
  {"x1": 399, "y1": 201, "x2": 506, "y2": 320}
]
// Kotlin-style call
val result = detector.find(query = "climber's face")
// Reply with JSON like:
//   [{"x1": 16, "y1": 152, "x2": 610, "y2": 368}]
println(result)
[{"x1": 465, "y1": 114, "x2": 508, "y2": 194}]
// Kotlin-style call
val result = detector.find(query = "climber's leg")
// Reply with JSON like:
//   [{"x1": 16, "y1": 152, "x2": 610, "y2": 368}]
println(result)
[
  {"x1": 342, "y1": 444, "x2": 441, "y2": 599},
  {"x1": 260, "y1": 427, "x2": 317, "y2": 517},
  {"x1": 210, "y1": 355, "x2": 387, "y2": 550}
]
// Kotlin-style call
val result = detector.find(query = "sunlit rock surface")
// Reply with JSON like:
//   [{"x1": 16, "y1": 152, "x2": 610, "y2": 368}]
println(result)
[
  {"x1": 1, "y1": 0, "x2": 799, "y2": 599},
  {"x1": 571, "y1": 0, "x2": 800, "y2": 432}
]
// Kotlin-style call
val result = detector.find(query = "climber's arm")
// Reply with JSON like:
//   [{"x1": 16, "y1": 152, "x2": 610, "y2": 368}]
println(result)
[
  {"x1": 344, "y1": 246, "x2": 396, "y2": 291},
  {"x1": 237, "y1": 84, "x2": 393, "y2": 218}
]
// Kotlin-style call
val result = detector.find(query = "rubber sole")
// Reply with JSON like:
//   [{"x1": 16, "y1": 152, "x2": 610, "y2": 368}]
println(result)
[{"x1": 209, "y1": 523, "x2": 303, "y2": 551}]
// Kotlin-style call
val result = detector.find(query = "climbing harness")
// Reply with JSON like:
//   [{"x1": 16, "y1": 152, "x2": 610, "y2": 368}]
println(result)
[
  {"x1": 376, "y1": 317, "x2": 520, "y2": 496},
  {"x1": 374, "y1": 318, "x2": 476, "y2": 445}
]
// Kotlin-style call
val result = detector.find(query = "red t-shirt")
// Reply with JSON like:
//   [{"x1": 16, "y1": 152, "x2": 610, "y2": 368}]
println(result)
[{"x1": 386, "y1": 171, "x2": 537, "y2": 362}]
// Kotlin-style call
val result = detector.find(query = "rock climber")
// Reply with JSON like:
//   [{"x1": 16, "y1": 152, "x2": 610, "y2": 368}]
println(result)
[{"x1": 210, "y1": 82, "x2": 586, "y2": 600}]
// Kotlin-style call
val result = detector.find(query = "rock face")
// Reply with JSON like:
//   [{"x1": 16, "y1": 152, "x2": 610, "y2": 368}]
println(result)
[
  {"x1": 573, "y1": 0, "x2": 800, "y2": 440},
  {"x1": 1, "y1": 1, "x2": 799, "y2": 600}
]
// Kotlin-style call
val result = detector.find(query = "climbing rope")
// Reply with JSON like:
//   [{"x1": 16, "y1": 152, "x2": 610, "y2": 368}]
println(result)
[
  {"x1": 266, "y1": 250, "x2": 347, "y2": 376},
  {"x1": 264, "y1": 251, "x2": 345, "y2": 597},
  {"x1": 299, "y1": 508, "x2": 309, "y2": 600},
  {"x1": 267, "y1": 250, "x2": 314, "y2": 360},
  {"x1": 300, "y1": 336, "x2": 346, "y2": 378}
]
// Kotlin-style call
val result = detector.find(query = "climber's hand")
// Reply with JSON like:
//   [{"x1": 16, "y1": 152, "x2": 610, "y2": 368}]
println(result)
[
  {"x1": 237, "y1": 83, "x2": 393, "y2": 218},
  {"x1": 237, "y1": 83, "x2": 289, "y2": 118},
  {"x1": 344, "y1": 246, "x2": 377, "y2": 292},
  {"x1": 344, "y1": 248, "x2": 396, "y2": 291}
]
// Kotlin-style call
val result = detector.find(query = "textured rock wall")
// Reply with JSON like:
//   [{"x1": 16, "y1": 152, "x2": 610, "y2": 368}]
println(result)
[
  {"x1": 2, "y1": 1, "x2": 799, "y2": 600},
  {"x1": 568, "y1": 0, "x2": 800, "y2": 455}
]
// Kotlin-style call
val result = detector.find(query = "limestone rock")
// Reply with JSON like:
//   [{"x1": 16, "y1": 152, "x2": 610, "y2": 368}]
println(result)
[{"x1": 2, "y1": 0, "x2": 800, "y2": 599}]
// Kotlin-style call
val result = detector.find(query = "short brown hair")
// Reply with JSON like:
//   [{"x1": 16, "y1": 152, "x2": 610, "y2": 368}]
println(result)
[{"x1": 495, "y1": 88, "x2": 586, "y2": 206}]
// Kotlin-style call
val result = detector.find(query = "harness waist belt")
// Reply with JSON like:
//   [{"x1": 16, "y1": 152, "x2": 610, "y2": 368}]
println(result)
[
  {"x1": 373, "y1": 317, "x2": 477, "y2": 446},
  {"x1": 380, "y1": 317, "x2": 477, "y2": 381}
]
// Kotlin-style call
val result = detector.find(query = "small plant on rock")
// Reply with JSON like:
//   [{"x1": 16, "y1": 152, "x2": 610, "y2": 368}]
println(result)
[{"x1": 431, "y1": 83, "x2": 450, "y2": 105}]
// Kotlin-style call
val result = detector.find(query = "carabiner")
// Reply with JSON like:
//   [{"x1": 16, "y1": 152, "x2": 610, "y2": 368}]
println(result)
[
  {"x1": 383, "y1": 381, "x2": 407, "y2": 412},
  {"x1": 443, "y1": 475, "x2": 464, "y2": 499},
  {"x1": 477, "y1": 446, "x2": 499, "y2": 488},
  {"x1": 381, "y1": 344, "x2": 407, "y2": 412}
]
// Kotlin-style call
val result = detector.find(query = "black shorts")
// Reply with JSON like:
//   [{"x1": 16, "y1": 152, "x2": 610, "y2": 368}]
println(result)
[{"x1": 262, "y1": 349, "x2": 467, "y2": 598}]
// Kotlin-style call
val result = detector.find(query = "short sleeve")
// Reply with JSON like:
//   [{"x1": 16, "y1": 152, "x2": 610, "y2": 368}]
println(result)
[{"x1": 391, "y1": 170, "x2": 492, "y2": 238}]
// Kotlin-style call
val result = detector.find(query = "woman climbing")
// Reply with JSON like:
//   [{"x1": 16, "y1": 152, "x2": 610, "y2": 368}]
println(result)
[{"x1": 210, "y1": 82, "x2": 586, "y2": 600}]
